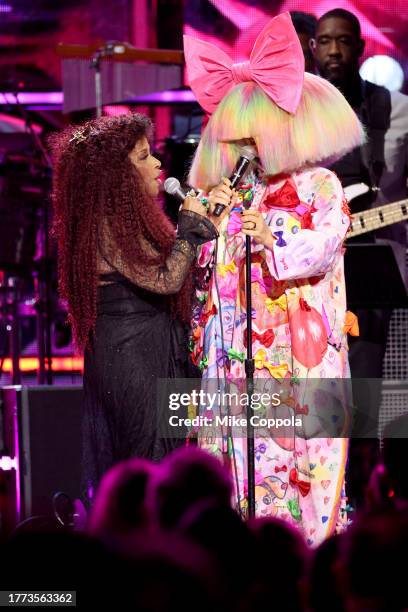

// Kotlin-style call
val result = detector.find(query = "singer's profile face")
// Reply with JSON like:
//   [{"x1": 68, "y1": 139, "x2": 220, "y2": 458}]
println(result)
[{"x1": 129, "y1": 136, "x2": 162, "y2": 197}]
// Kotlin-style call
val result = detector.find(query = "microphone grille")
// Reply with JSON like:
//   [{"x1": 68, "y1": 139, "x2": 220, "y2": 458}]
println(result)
[
  {"x1": 240, "y1": 145, "x2": 256, "y2": 161},
  {"x1": 164, "y1": 177, "x2": 181, "y2": 195}
]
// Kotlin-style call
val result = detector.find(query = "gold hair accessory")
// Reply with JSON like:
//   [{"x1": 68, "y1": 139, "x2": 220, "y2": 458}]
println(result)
[{"x1": 69, "y1": 128, "x2": 88, "y2": 145}]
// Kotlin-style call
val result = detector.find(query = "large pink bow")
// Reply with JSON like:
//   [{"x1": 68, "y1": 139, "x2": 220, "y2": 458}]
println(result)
[{"x1": 183, "y1": 12, "x2": 304, "y2": 115}]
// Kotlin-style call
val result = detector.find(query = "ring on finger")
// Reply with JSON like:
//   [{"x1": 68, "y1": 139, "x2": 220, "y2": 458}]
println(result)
[{"x1": 200, "y1": 197, "x2": 210, "y2": 212}]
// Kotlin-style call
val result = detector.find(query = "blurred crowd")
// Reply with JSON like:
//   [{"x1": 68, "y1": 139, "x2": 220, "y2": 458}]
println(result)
[{"x1": 1, "y1": 414, "x2": 408, "y2": 611}]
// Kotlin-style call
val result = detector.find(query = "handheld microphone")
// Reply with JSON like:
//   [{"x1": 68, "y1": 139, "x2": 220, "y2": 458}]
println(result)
[
  {"x1": 214, "y1": 145, "x2": 256, "y2": 217},
  {"x1": 164, "y1": 177, "x2": 188, "y2": 202}
]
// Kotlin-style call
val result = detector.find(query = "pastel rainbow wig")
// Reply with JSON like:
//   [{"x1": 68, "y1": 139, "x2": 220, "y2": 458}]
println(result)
[{"x1": 188, "y1": 73, "x2": 365, "y2": 191}]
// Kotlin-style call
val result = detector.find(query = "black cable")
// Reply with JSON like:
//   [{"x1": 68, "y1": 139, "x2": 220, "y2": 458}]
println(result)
[
  {"x1": 11, "y1": 515, "x2": 59, "y2": 536},
  {"x1": 52, "y1": 491, "x2": 75, "y2": 528}
]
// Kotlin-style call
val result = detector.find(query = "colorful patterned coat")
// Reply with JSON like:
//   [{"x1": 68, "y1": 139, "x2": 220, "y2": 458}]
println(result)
[{"x1": 190, "y1": 167, "x2": 353, "y2": 546}]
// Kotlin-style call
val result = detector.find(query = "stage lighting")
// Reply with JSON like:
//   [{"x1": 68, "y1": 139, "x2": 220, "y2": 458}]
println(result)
[{"x1": 360, "y1": 55, "x2": 404, "y2": 91}]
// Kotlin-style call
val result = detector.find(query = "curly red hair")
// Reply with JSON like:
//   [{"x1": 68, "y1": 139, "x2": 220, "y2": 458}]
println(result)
[{"x1": 50, "y1": 113, "x2": 192, "y2": 350}]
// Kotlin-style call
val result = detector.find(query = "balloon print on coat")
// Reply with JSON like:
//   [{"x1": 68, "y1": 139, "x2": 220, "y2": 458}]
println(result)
[{"x1": 290, "y1": 298, "x2": 328, "y2": 368}]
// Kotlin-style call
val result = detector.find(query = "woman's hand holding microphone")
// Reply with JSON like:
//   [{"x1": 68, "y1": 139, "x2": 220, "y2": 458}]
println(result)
[
  {"x1": 182, "y1": 176, "x2": 275, "y2": 249},
  {"x1": 181, "y1": 177, "x2": 236, "y2": 226},
  {"x1": 206, "y1": 177, "x2": 237, "y2": 227}
]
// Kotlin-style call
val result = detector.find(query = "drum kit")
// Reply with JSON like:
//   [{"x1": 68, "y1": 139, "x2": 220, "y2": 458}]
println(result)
[
  {"x1": 0, "y1": 43, "x2": 203, "y2": 386},
  {"x1": 0, "y1": 131, "x2": 63, "y2": 385}
]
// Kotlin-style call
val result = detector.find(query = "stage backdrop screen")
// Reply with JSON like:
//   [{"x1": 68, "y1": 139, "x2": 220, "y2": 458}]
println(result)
[{"x1": 184, "y1": 0, "x2": 408, "y2": 89}]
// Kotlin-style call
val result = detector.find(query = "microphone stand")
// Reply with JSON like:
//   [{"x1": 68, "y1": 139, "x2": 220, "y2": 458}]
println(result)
[
  {"x1": 90, "y1": 42, "x2": 124, "y2": 118},
  {"x1": 244, "y1": 223, "x2": 255, "y2": 519},
  {"x1": 90, "y1": 49, "x2": 103, "y2": 118}
]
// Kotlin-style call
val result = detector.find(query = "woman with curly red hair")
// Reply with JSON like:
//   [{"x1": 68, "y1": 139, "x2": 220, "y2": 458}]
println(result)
[{"x1": 50, "y1": 113, "x2": 218, "y2": 507}]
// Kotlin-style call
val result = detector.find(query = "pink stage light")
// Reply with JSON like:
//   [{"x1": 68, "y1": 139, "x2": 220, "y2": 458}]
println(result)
[
  {"x1": 0, "y1": 90, "x2": 197, "y2": 107},
  {"x1": 103, "y1": 105, "x2": 132, "y2": 116},
  {"x1": 0, "y1": 112, "x2": 43, "y2": 133},
  {"x1": 0, "y1": 91, "x2": 63, "y2": 105},
  {"x1": 131, "y1": 89, "x2": 196, "y2": 103}
]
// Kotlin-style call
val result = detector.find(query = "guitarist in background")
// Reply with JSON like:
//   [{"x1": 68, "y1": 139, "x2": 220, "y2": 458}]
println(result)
[{"x1": 312, "y1": 8, "x2": 408, "y2": 507}]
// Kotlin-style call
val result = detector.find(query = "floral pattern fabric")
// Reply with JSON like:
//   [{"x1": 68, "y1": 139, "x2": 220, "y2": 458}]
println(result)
[{"x1": 190, "y1": 167, "x2": 352, "y2": 546}]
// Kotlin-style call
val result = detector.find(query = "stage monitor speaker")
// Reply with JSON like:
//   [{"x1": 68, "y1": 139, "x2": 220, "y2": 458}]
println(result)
[{"x1": 0, "y1": 385, "x2": 82, "y2": 530}]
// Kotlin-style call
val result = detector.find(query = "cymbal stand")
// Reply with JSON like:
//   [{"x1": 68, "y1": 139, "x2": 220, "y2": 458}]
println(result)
[{"x1": 12, "y1": 89, "x2": 54, "y2": 385}]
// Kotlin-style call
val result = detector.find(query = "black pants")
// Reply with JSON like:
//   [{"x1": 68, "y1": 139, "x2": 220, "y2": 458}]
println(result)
[{"x1": 346, "y1": 308, "x2": 392, "y2": 508}]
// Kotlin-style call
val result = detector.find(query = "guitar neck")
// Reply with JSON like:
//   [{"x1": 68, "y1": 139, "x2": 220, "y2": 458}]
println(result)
[{"x1": 348, "y1": 199, "x2": 408, "y2": 237}]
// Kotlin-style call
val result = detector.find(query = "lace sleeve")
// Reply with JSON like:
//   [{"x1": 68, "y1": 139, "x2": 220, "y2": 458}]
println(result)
[
  {"x1": 176, "y1": 209, "x2": 219, "y2": 245},
  {"x1": 98, "y1": 210, "x2": 218, "y2": 295}
]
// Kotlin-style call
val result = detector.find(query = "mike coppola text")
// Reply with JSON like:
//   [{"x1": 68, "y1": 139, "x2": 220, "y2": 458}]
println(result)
[{"x1": 167, "y1": 390, "x2": 303, "y2": 430}]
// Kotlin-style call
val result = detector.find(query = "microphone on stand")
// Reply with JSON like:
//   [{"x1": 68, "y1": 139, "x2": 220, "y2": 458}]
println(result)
[{"x1": 213, "y1": 145, "x2": 256, "y2": 217}]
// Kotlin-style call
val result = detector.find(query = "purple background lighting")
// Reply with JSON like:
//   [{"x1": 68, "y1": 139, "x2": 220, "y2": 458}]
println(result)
[{"x1": 0, "y1": 89, "x2": 197, "y2": 108}]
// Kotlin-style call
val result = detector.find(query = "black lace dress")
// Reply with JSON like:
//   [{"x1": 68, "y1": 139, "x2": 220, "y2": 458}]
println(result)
[{"x1": 81, "y1": 210, "x2": 217, "y2": 507}]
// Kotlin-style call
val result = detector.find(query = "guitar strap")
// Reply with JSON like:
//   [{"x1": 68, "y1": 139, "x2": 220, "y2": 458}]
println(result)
[{"x1": 359, "y1": 80, "x2": 392, "y2": 190}]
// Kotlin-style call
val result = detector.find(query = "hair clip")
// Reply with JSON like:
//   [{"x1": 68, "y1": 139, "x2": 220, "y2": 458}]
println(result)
[{"x1": 69, "y1": 128, "x2": 88, "y2": 145}]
